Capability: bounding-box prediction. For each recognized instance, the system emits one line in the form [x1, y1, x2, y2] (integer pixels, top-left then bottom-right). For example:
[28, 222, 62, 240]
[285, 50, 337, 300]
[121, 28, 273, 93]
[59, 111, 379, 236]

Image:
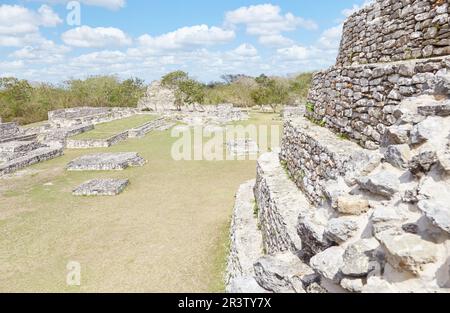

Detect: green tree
[161, 71, 205, 110]
[251, 74, 289, 112]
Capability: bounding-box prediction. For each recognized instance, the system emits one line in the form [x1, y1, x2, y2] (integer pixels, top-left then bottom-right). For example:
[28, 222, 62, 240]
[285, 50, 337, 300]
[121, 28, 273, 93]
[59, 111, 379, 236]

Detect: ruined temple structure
[0, 107, 140, 176]
[227, 0, 450, 293]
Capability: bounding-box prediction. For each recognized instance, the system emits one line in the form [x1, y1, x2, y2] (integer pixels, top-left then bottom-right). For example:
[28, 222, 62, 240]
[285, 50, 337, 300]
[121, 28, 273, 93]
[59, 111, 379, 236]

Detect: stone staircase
[226, 0, 450, 293]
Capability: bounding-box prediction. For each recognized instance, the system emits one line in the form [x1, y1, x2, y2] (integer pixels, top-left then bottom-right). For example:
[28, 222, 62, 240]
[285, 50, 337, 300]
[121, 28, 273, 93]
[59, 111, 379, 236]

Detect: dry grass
[0, 113, 281, 292]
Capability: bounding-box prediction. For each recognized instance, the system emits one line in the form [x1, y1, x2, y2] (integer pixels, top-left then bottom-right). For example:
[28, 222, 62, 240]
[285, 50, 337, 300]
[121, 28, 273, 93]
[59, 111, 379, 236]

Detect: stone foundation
[0, 144, 64, 176]
[66, 131, 129, 149]
[66, 152, 146, 171]
[73, 179, 130, 196]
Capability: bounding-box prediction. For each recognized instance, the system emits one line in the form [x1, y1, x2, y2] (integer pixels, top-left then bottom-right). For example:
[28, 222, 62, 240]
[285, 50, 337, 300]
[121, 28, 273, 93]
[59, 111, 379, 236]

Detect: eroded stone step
[254, 151, 308, 256]
[226, 179, 266, 293]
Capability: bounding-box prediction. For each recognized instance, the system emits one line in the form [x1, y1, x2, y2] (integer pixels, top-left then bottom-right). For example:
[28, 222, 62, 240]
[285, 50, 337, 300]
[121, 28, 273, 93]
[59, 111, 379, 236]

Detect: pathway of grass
[0, 113, 281, 292]
[72, 114, 157, 140]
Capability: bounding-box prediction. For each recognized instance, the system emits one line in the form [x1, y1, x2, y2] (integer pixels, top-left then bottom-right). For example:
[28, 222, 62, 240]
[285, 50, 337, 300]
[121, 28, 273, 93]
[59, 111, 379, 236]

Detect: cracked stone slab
[72, 179, 129, 196]
[356, 171, 400, 199]
[66, 152, 146, 171]
[254, 252, 317, 293]
[378, 232, 439, 275]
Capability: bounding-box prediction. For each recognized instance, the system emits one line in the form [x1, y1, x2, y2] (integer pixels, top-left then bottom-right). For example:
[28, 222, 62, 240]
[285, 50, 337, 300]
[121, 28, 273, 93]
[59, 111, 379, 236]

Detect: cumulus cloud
[137, 25, 235, 51]
[10, 39, 70, 64]
[231, 44, 258, 57]
[317, 25, 343, 49]
[0, 4, 61, 35]
[61, 26, 132, 48]
[225, 4, 317, 47]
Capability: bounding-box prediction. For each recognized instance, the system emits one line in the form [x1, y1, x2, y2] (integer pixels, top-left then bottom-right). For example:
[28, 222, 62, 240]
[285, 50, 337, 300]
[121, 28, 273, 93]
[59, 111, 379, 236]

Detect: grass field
[72, 115, 157, 140]
[0, 112, 281, 292]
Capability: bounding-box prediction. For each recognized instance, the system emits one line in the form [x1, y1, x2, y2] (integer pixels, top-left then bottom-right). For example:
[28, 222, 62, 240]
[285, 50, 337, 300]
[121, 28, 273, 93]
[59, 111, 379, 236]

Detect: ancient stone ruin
[138, 81, 249, 125]
[66, 152, 146, 171]
[0, 120, 63, 176]
[73, 179, 130, 196]
[227, 0, 450, 293]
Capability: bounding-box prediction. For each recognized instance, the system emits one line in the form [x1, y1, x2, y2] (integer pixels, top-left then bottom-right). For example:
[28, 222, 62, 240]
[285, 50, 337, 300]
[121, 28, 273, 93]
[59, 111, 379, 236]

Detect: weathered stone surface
[307, 57, 450, 147]
[48, 107, 137, 128]
[382, 124, 412, 146]
[340, 278, 364, 293]
[384, 144, 411, 169]
[341, 239, 380, 277]
[0, 144, 64, 176]
[281, 117, 378, 205]
[409, 150, 438, 174]
[66, 152, 146, 171]
[254, 252, 317, 293]
[418, 200, 450, 234]
[72, 179, 129, 196]
[336, 0, 450, 66]
[254, 152, 306, 255]
[324, 217, 359, 244]
[357, 171, 400, 198]
[226, 180, 265, 293]
[418, 101, 450, 117]
[137, 81, 177, 112]
[310, 246, 345, 284]
[336, 195, 370, 216]
[297, 214, 334, 260]
[378, 232, 439, 275]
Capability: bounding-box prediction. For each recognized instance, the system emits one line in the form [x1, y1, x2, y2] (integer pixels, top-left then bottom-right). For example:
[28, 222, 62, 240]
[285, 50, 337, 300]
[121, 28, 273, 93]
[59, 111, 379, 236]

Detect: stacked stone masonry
[307, 56, 450, 149]
[336, 0, 450, 67]
[227, 0, 450, 294]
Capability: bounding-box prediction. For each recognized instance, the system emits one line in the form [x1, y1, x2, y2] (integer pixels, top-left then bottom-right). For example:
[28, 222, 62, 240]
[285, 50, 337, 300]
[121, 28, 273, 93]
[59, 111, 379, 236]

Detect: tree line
[0, 71, 312, 125]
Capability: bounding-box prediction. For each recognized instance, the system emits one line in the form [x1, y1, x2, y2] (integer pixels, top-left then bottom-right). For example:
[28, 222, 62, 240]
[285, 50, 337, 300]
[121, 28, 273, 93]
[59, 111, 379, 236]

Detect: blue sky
[0, 0, 372, 83]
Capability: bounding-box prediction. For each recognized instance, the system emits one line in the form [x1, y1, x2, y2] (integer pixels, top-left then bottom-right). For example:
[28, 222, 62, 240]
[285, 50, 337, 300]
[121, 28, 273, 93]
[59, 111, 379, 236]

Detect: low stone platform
[72, 179, 129, 196]
[0, 144, 64, 176]
[226, 139, 259, 156]
[128, 117, 166, 138]
[66, 131, 129, 149]
[66, 152, 146, 171]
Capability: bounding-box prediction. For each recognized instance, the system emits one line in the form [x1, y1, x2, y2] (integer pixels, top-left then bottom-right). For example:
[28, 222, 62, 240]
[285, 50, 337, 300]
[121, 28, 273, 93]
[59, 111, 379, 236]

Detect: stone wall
[0, 122, 20, 139]
[66, 130, 129, 149]
[336, 0, 450, 67]
[280, 118, 381, 205]
[307, 56, 450, 149]
[48, 107, 138, 127]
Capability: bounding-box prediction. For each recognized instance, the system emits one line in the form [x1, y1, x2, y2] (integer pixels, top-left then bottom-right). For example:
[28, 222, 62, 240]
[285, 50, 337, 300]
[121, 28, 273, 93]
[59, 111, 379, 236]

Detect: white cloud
[138, 25, 235, 51]
[0, 4, 62, 36]
[225, 4, 317, 47]
[258, 34, 293, 47]
[61, 26, 132, 48]
[0, 60, 25, 71]
[276, 45, 312, 61]
[232, 44, 258, 57]
[71, 50, 127, 66]
[10, 39, 70, 64]
[318, 25, 343, 49]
